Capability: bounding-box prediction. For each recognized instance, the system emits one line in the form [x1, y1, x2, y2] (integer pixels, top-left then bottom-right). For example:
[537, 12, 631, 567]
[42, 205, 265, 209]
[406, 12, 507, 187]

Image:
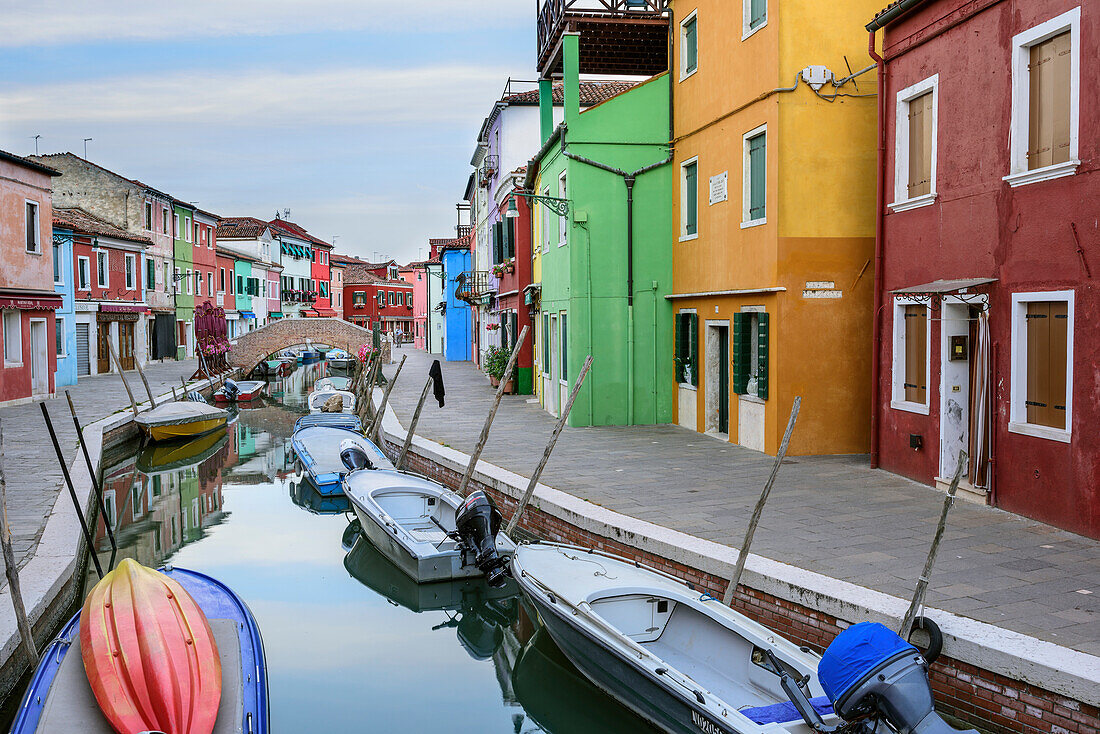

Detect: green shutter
[675, 313, 686, 383]
[684, 18, 698, 73]
[732, 313, 751, 394]
[756, 313, 769, 400]
[689, 313, 699, 386]
[493, 223, 503, 264]
[750, 0, 767, 30]
[685, 162, 698, 235]
[749, 133, 766, 221]
[542, 313, 550, 372]
[506, 217, 516, 260]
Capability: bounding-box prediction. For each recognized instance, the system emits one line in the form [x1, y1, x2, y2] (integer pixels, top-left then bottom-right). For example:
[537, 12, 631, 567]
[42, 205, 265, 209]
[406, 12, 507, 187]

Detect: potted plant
[484, 345, 512, 392]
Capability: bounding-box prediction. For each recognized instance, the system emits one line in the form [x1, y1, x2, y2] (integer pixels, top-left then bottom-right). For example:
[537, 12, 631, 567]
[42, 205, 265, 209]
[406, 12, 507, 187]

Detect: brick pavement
[0, 360, 201, 569]
[383, 346, 1100, 656]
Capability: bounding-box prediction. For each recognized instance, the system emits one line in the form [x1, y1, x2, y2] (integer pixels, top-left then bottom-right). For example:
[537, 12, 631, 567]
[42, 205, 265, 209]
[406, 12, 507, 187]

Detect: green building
[233, 258, 253, 336]
[172, 202, 195, 359]
[530, 35, 673, 427]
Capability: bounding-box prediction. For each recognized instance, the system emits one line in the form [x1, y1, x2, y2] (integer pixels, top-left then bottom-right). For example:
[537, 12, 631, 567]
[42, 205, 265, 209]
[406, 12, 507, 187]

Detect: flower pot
[503, 379, 514, 393]
[490, 375, 500, 388]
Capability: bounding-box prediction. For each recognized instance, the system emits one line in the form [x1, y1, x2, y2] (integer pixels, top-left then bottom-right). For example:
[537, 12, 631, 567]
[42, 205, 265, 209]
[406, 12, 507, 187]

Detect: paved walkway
[0, 361, 200, 569]
[383, 346, 1100, 656]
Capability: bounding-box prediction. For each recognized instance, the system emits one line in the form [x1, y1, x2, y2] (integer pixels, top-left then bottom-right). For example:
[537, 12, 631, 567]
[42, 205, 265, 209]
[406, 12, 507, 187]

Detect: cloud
[0, 64, 510, 127]
[0, 0, 531, 48]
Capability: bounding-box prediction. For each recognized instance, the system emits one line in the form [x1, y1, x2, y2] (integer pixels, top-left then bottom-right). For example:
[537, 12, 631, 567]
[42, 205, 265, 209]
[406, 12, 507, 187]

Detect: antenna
[282, 208, 291, 220]
[82, 138, 92, 158]
[32, 135, 41, 155]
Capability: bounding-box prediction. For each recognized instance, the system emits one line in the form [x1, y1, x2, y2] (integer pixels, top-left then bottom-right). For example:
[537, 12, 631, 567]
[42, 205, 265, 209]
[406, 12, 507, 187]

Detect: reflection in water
[80, 361, 645, 733]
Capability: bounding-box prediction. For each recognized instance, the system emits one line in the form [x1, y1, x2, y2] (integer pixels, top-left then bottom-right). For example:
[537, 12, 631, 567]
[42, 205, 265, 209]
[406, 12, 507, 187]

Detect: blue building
[51, 225, 77, 387]
[441, 243, 471, 362]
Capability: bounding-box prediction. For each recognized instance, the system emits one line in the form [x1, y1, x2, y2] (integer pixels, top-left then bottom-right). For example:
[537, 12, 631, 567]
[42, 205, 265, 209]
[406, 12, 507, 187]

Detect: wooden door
[97, 323, 111, 373]
[119, 321, 135, 370]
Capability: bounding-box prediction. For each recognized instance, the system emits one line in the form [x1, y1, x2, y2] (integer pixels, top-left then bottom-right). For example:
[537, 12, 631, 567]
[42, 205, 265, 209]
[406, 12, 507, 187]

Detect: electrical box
[949, 335, 968, 361]
[573, 210, 588, 223]
[801, 65, 835, 91]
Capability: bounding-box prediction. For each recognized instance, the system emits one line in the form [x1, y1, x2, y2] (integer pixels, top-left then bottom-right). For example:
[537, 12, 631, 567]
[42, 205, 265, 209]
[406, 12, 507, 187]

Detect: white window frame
[162, 207, 170, 234]
[96, 249, 109, 288]
[1004, 7, 1081, 188]
[889, 74, 939, 212]
[680, 155, 699, 242]
[741, 124, 767, 229]
[3, 310, 22, 367]
[185, 269, 192, 295]
[1009, 290, 1074, 442]
[207, 273, 213, 297]
[184, 217, 192, 243]
[55, 317, 67, 358]
[24, 200, 41, 254]
[144, 201, 153, 230]
[557, 171, 568, 247]
[53, 239, 64, 285]
[890, 296, 931, 415]
[743, 0, 767, 40]
[680, 9, 699, 81]
[541, 186, 552, 253]
[78, 256, 90, 290]
[124, 253, 136, 290]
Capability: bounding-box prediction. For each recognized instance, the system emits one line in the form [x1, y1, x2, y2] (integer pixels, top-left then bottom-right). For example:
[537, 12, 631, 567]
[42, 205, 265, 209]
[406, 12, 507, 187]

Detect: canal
[11, 361, 659, 733]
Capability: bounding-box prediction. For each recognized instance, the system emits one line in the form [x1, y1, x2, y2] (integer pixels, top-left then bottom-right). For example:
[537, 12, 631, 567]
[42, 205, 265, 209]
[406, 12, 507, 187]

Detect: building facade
[192, 209, 219, 330]
[271, 219, 314, 319]
[869, 0, 1098, 537]
[51, 219, 77, 388]
[172, 202, 196, 358]
[441, 238, 473, 362]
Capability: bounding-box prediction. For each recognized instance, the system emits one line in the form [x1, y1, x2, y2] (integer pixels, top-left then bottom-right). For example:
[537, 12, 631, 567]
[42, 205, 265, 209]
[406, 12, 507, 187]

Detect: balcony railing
[456, 224, 472, 239]
[537, 0, 669, 76]
[282, 289, 317, 304]
[478, 155, 499, 188]
[456, 271, 493, 304]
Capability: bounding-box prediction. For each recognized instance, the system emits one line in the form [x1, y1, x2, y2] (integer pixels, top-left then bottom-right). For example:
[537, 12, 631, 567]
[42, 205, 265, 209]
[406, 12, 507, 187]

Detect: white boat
[307, 389, 356, 414]
[327, 349, 354, 369]
[314, 376, 351, 392]
[340, 463, 515, 585]
[512, 543, 971, 734]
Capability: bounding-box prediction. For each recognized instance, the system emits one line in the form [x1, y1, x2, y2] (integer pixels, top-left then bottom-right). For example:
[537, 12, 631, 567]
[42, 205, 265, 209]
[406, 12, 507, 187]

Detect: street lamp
[507, 190, 570, 218]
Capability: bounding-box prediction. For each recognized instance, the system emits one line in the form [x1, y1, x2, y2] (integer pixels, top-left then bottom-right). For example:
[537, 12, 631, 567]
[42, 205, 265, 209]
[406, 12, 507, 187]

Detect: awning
[0, 294, 62, 311]
[892, 278, 996, 296]
[311, 307, 337, 317]
[239, 310, 256, 319]
[270, 311, 284, 318]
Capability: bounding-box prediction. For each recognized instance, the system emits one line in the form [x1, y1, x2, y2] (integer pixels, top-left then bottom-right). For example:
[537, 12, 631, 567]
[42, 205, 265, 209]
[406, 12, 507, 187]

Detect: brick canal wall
[374, 414, 1099, 734]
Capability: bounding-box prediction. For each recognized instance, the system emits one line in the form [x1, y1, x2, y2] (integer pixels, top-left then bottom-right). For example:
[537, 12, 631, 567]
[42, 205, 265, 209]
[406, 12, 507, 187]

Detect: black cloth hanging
[429, 359, 446, 407]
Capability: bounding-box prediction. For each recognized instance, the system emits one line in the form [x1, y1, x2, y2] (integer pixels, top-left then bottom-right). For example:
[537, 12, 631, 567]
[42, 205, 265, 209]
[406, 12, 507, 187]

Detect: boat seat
[739, 696, 834, 725]
[34, 618, 244, 733]
[645, 640, 779, 710]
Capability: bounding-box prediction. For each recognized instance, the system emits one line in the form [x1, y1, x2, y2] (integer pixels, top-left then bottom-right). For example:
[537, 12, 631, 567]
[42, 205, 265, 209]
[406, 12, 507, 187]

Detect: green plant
[484, 345, 510, 380]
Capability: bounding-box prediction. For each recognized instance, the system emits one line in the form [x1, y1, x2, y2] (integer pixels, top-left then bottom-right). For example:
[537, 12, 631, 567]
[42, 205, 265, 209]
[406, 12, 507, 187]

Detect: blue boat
[290, 425, 392, 496]
[9, 566, 268, 734]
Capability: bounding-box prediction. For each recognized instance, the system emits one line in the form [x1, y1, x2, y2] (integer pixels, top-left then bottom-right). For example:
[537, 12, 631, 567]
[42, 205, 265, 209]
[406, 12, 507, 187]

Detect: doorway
[119, 321, 135, 370]
[705, 322, 730, 435]
[938, 300, 986, 493]
[548, 314, 559, 416]
[97, 322, 112, 373]
[29, 319, 48, 395]
[75, 323, 90, 377]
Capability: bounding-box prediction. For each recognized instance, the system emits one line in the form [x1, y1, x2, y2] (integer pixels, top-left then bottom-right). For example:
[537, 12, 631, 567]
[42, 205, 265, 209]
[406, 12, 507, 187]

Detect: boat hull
[143, 416, 226, 442]
[520, 576, 743, 734]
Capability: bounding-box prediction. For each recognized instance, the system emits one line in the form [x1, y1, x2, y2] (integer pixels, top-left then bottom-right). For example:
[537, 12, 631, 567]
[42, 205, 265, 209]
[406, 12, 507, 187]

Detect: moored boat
[135, 401, 228, 442]
[213, 379, 266, 403]
[290, 425, 392, 496]
[326, 348, 354, 369]
[307, 388, 356, 414]
[314, 376, 352, 392]
[10, 559, 268, 734]
[293, 412, 362, 432]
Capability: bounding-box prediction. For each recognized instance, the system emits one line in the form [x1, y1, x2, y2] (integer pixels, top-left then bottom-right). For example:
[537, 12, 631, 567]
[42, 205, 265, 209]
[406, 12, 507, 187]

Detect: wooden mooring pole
[722, 396, 801, 605]
[900, 450, 967, 640]
[106, 338, 139, 417]
[369, 355, 406, 442]
[131, 357, 158, 409]
[0, 420, 38, 665]
[64, 391, 116, 551]
[457, 326, 528, 496]
[505, 355, 592, 537]
[396, 376, 433, 471]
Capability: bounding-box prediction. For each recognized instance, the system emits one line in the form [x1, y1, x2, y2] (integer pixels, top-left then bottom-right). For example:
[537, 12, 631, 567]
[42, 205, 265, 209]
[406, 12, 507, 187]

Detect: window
[96, 250, 109, 288]
[185, 217, 192, 242]
[173, 267, 181, 293]
[194, 271, 201, 295]
[681, 12, 698, 79]
[125, 254, 136, 290]
[542, 313, 551, 374]
[53, 239, 63, 284]
[353, 291, 366, 306]
[681, 158, 698, 239]
[146, 257, 155, 289]
[743, 126, 766, 227]
[744, 0, 766, 38]
[558, 172, 568, 246]
[560, 312, 568, 383]
[675, 311, 698, 386]
[229, 272, 234, 295]
[237, 275, 243, 295]
[199, 226, 206, 245]
[25, 200, 40, 253]
[378, 291, 385, 307]
[890, 300, 929, 413]
[219, 268, 225, 292]
[1010, 291, 1073, 441]
[78, 257, 90, 290]
[207, 273, 213, 297]
[890, 76, 938, 211]
[733, 310, 769, 400]
[541, 186, 552, 253]
[186, 270, 192, 295]
[162, 207, 169, 234]
[55, 318, 65, 357]
[3, 311, 21, 365]
[173, 213, 180, 238]
[144, 202, 153, 230]
[1005, 8, 1080, 187]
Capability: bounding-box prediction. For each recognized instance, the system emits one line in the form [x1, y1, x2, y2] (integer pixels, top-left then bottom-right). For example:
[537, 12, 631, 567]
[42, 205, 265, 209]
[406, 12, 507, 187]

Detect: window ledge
[1008, 421, 1070, 444]
[679, 233, 699, 242]
[888, 193, 937, 213]
[4, 362, 23, 369]
[890, 399, 930, 415]
[26, 250, 42, 257]
[1003, 160, 1079, 188]
[678, 382, 697, 391]
[740, 218, 766, 230]
[679, 68, 698, 83]
[742, 20, 767, 41]
[739, 393, 765, 405]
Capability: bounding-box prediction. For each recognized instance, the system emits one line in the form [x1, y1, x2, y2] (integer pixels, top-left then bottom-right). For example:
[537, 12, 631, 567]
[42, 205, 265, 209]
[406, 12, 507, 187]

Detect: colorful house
[233, 256, 254, 337]
[668, 0, 879, 455]
[215, 217, 282, 325]
[270, 218, 314, 319]
[0, 151, 61, 404]
[440, 236, 473, 362]
[172, 201, 196, 358]
[329, 259, 343, 317]
[400, 260, 431, 350]
[528, 37, 672, 426]
[307, 239, 335, 318]
[192, 209, 220, 331]
[51, 218, 77, 387]
[216, 249, 237, 324]
[868, 0, 1099, 537]
[341, 260, 413, 336]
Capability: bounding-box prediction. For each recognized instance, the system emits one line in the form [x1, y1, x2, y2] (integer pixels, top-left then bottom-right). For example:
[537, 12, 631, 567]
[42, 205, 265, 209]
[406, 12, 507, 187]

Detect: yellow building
[669, 0, 879, 455]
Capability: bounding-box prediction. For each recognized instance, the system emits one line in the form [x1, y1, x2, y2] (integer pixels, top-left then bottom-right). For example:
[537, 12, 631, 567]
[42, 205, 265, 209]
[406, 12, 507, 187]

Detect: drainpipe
[868, 29, 887, 469]
[626, 175, 636, 424]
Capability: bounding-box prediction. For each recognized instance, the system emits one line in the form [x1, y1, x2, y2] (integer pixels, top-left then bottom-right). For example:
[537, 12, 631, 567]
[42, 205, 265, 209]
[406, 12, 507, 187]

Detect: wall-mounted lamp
[508, 190, 570, 218]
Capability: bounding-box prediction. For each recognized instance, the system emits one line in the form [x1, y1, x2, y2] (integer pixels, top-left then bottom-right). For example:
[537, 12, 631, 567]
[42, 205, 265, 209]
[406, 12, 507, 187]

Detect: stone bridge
[227, 318, 387, 374]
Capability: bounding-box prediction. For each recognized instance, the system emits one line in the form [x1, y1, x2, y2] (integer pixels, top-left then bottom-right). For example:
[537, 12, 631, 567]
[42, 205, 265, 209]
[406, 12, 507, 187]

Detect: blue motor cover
[819, 622, 917, 705]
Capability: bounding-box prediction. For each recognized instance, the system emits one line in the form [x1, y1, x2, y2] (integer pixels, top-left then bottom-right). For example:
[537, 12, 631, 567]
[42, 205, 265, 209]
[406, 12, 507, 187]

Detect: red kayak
[81, 559, 222, 734]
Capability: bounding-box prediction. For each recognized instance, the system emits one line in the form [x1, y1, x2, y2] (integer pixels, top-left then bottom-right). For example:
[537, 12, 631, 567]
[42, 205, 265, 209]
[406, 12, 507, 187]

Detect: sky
[0, 1, 534, 264]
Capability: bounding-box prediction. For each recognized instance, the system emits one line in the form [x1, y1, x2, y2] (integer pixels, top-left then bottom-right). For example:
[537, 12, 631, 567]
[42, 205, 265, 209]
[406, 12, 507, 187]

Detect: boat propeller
[455, 491, 509, 588]
[339, 439, 375, 472]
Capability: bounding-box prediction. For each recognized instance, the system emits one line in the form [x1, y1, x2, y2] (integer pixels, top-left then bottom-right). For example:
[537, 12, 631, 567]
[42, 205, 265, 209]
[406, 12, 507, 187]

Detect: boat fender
[907, 616, 943, 664]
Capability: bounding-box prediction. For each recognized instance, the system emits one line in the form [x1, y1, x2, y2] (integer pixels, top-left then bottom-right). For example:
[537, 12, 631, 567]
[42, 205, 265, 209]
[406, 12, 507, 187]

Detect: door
[119, 321, 135, 370]
[718, 327, 729, 433]
[939, 302, 971, 482]
[97, 322, 111, 373]
[549, 314, 559, 416]
[76, 323, 90, 377]
[29, 320, 47, 395]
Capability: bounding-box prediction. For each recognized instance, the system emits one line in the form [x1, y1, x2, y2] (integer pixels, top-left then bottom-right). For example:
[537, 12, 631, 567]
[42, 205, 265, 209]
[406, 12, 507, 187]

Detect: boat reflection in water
[289, 475, 352, 515]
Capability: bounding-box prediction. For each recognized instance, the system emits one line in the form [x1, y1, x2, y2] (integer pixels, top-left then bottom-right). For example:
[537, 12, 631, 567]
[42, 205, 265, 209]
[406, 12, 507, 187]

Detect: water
[19, 361, 659, 734]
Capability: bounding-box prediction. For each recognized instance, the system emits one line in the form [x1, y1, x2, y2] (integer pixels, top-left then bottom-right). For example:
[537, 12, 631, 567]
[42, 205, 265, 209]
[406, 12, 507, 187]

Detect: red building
[496, 190, 535, 394]
[216, 249, 237, 315]
[341, 260, 413, 337]
[192, 209, 219, 311]
[868, 0, 1099, 537]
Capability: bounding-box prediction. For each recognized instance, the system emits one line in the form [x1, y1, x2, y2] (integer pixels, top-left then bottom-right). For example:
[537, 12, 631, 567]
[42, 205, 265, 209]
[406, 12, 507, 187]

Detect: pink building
[400, 261, 429, 350]
[0, 151, 61, 404]
[266, 266, 282, 320]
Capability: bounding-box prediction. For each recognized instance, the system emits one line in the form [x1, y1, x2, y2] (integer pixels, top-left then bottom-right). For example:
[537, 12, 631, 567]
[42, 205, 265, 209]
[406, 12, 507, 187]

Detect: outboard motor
[339, 438, 374, 472]
[454, 491, 508, 588]
[819, 622, 977, 734]
[222, 379, 240, 400]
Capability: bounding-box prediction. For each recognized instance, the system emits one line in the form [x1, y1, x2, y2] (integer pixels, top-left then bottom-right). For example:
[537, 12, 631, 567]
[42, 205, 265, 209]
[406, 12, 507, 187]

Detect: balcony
[455, 271, 493, 305]
[282, 289, 317, 304]
[537, 0, 669, 77]
[478, 155, 499, 188]
[456, 224, 473, 239]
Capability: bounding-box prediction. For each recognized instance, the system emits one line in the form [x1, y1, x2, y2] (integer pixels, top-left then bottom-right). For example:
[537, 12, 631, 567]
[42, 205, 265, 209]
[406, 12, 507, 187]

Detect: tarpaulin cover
[818, 622, 916, 704]
[741, 697, 833, 725]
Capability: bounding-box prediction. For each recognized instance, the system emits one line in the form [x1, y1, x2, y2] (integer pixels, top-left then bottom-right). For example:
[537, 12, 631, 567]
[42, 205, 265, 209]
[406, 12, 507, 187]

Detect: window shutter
[750, 0, 767, 29]
[749, 134, 767, 220]
[688, 313, 699, 387]
[1028, 32, 1071, 171]
[732, 313, 751, 394]
[493, 223, 503, 264]
[907, 92, 932, 197]
[543, 313, 551, 372]
[1026, 301, 1068, 429]
[506, 217, 516, 260]
[756, 312, 769, 399]
[904, 305, 927, 404]
[675, 314, 686, 383]
[684, 19, 698, 73]
[685, 163, 698, 235]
